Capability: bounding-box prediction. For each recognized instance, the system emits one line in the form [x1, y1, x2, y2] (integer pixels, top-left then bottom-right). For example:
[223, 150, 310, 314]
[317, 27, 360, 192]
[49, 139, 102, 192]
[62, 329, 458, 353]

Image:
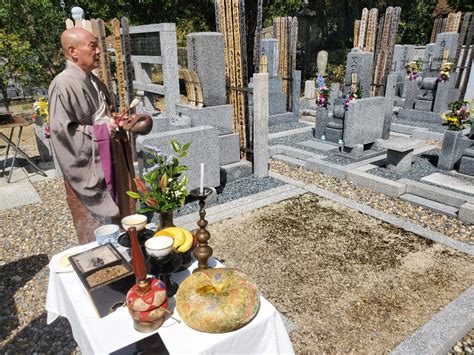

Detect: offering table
[46, 243, 294, 354]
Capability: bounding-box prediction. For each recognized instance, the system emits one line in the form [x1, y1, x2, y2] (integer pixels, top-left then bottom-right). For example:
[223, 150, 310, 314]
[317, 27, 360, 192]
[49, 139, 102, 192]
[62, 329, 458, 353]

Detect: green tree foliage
[447, 0, 474, 13]
[0, 0, 65, 89]
[395, 0, 437, 45]
[0, 31, 40, 109]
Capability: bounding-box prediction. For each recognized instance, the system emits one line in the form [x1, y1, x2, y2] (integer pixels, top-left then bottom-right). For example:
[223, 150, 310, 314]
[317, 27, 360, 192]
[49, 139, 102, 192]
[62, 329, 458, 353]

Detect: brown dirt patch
[207, 193, 474, 353]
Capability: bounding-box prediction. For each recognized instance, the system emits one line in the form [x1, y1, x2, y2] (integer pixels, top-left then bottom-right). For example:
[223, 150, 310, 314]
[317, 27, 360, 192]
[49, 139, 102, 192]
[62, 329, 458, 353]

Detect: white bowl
[145, 236, 174, 258]
[94, 224, 120, 246]
[121, 214, 148, 232]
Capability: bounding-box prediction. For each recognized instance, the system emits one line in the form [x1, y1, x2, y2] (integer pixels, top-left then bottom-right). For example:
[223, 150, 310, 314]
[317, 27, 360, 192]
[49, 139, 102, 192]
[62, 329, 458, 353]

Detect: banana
[154, 227, 185, 248]
[177, 227, 194, 253]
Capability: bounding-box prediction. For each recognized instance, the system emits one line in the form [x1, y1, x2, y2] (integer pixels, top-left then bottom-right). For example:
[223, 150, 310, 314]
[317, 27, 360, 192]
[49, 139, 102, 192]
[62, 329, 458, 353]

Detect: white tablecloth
[46, 244, 295, 355]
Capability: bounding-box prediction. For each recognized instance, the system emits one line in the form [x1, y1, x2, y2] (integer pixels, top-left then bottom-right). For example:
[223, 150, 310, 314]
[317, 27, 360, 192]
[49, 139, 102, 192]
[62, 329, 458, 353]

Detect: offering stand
[46, 246, 294, 354]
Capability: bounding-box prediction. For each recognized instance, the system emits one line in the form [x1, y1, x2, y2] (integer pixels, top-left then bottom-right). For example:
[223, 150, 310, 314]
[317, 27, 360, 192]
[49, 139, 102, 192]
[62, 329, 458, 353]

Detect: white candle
[200, 163, 204, 194]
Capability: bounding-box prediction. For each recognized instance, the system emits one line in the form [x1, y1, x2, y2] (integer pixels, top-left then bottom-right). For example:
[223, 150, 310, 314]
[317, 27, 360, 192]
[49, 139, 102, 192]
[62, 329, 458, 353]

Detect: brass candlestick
[190, 187, 213, 273]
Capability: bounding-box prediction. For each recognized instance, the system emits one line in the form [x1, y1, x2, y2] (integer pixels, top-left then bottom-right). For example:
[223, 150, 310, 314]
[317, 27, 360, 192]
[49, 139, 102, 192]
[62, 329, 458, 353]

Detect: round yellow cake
[176, 268, 260, 333]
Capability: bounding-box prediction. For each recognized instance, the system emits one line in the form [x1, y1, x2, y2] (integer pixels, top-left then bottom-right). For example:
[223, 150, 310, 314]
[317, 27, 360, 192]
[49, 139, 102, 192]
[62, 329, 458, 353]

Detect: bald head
[61, 28, 100, 73]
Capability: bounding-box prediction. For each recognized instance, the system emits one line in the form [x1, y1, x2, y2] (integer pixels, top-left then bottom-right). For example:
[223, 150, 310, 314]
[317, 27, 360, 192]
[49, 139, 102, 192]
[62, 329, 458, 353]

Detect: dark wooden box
[69, 244, 135, 318]
[0, 112, 13, 124]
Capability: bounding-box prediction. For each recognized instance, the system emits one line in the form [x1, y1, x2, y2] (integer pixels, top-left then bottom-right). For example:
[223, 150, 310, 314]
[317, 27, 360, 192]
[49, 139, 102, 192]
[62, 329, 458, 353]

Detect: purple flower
[143, 145, 163, 156]
[316, 74, 325, 89]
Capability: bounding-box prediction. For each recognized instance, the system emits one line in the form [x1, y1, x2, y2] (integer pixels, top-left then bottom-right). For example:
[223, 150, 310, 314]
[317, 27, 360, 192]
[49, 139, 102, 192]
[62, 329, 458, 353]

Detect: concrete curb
[346, 170, 406, 197]
[391, 285, 474, 355]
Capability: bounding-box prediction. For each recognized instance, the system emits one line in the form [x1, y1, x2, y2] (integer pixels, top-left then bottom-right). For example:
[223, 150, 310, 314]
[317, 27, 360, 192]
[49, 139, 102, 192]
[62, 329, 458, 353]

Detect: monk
[49, 28, 136, 244]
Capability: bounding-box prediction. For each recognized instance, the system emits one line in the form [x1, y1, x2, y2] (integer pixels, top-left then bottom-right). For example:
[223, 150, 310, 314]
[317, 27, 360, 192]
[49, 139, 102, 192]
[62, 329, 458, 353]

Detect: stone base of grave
[414, 99, 433, 112]
[136, 126, 221, 190]
[339, 144, 385, 160]
[325, 125, 343, 144]
[176, 104, 233, 135]
[397, 108, 442, 123]
[459, 155, 474, 176]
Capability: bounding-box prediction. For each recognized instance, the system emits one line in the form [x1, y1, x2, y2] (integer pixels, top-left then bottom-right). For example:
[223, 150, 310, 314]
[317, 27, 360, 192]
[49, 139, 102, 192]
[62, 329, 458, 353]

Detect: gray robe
[48, 60, 120, 221]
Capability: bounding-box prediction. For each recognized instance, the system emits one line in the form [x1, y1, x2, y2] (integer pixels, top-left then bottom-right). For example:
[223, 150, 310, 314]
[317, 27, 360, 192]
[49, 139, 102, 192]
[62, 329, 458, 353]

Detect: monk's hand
[107, 118, 118, 137]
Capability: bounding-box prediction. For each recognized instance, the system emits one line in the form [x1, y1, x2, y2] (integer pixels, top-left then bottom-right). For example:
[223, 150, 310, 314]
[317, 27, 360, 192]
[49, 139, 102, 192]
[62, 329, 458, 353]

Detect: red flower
[146, 197, 157, 209]
[133, 177, 148, 195]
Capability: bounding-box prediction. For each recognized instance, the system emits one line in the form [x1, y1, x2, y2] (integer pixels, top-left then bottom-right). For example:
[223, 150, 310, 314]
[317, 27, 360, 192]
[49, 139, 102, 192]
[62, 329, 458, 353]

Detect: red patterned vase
[126, 277, 168, 332]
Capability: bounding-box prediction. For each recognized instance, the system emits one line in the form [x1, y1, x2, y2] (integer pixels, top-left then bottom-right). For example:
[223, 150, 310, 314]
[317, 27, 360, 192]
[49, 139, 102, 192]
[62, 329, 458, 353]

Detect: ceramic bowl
[94, 224, 120, 246]
[121, 214, 148, 232]
[145, 236, 174, 258]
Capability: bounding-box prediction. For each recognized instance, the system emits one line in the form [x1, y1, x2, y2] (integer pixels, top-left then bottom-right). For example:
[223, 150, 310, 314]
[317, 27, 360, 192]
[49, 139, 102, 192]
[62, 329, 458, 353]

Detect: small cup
[94, 224, 120, 246]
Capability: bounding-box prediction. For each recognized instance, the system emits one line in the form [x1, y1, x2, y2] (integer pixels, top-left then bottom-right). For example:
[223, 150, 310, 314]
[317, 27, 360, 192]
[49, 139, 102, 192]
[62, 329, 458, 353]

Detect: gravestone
[304, 80, 315, 99]
[403, 80, 419, 109]
[422, 43, 436, 75]
[187, 33, 226, 106]
[253, 73, 269, 178]
[433, 72, 460, 113]
[292, 70, 301, 117]
[343, 97, 385, 149]
[383, 73, 397, 139]
[317, 50, 328, 75]
[130, 23, 180, 120]
[391, 45, 404, 73]
[261, 39, 279, 78]
[314, 107, 329, 140]
[329, 83, 340, 108]
[432, 32, 459, 71]
[344, 49, 374, 97]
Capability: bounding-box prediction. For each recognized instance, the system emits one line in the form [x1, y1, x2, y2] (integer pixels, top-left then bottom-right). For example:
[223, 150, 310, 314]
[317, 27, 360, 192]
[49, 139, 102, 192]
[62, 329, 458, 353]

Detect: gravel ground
[173, 176, 285, 218]
[1, 121, 472, 353]
[207, 193, 474, 353]
[0, 175, 283, 353]
[369, 149, 474, 197]
[270, 159, 474, 245]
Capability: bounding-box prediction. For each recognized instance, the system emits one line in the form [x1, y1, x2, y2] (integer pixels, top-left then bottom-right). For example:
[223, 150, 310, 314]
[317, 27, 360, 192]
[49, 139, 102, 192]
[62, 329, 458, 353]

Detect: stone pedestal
[33, 122, 52, 162]
[253, 73, 269, 178]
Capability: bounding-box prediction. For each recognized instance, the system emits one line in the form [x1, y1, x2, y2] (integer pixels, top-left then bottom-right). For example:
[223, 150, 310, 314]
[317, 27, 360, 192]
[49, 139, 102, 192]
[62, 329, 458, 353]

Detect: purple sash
[93, 124, 116, 201]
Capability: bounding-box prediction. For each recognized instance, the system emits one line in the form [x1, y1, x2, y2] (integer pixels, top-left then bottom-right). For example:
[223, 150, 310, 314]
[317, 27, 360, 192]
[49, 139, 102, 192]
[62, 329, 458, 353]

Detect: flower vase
[438, 130, 464, 171]
[32, 116, 53, 163]
[159, 211, 175, 230]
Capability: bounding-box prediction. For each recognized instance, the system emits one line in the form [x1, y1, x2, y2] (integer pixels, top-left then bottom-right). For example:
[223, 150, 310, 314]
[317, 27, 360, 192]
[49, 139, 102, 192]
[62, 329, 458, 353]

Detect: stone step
[220, 160, 252, 184]
[398, 178, 471, 208]
[399, 193, 459, 217]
